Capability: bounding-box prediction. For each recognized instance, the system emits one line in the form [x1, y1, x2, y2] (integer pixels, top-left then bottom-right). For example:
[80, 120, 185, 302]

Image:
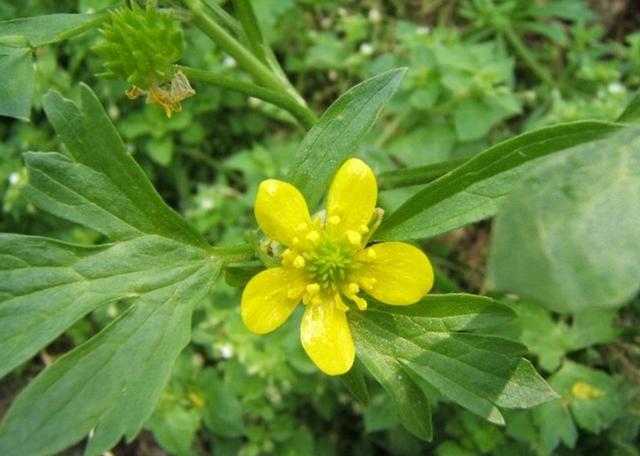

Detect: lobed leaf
[288, 68, 406, 210]
[375, 121, 621, 241]
[0, 234, 212, 379]
[351, 294, 556, 439]
[37, 85, 208, 248]
[0, 261, 217, 456]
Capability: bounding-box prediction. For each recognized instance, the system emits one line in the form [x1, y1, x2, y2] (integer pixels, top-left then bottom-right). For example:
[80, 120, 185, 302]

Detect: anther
[359, 224, 369, 233]
[293, 256, 305, 269]
[306, 283, 321, 294]
[347, 282, 359, 294]
[328, 215, 341, 225]
[292, 236, 301, 246]
[306, 230, 321, 243]
[354, 297, 368, 311]
[346, 230, 362, 246]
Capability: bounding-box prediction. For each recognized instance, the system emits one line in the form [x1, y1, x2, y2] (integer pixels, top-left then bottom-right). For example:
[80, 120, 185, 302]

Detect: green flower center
[305, 239, 353, 291]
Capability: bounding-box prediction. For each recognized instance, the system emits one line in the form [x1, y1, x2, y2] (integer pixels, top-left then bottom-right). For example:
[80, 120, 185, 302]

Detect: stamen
[328, 215, 341, 225]
[354, 296, 368, 311]
[347, 282, 359, 294]
[306, 230, 321, 243]
[293, 255, 305, 269]
[306, 283, 321, 294]
[334, 294, 349, 312]
[292, 236, 301, 246]
[346, 230, 362, 246]
[359, 224, 369, 233]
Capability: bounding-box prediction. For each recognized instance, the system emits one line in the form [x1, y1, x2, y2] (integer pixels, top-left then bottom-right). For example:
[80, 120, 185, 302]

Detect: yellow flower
[241, 158, 434, 375]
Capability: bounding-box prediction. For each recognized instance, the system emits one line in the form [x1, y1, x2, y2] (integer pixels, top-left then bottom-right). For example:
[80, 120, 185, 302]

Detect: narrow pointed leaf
[351, 295, 556, 433]
[376, 121, 621, 241]
[288, 68, 406, 209]
[38, 85, 207, 248]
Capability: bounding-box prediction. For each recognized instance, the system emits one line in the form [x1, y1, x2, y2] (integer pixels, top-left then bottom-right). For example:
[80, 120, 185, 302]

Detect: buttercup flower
[241, 158, 434, 375]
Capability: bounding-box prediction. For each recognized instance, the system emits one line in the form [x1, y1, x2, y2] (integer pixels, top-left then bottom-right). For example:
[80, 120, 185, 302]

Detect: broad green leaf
[532, 399, 578, 452]
[0, 85, 219, 456]
[375, 121, 621, 241]
[288, 68, 406, 209]
[618, 88, 640, 123]
[0, 234, 212, 379]
[0, 38, 34, 120]
[350, 294, 556, 435]
[36, 85, 207, 248]
[0, 13, 103, 47]
[487, 130, 640, 312]
[0, 261, 217, 456]
[340, 359, 369, 406]
[547, 361, 623, 434]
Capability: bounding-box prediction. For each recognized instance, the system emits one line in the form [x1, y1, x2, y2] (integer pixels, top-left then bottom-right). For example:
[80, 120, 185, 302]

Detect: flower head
[241, 159, 434, 375]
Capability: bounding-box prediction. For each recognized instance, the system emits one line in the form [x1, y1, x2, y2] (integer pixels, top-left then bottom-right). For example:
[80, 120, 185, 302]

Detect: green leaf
[547, 361, 624, 434]
[36, 85, 207, 248]
[340, 358, 370, 406]
[375, 121, 621, 241]
[0, 13, 103, 47]
[487, 130, 640, 312]
[146, 396, 201, 456]
[350, 294, 556, 437]
[0, 234, 212, 379]
[0, 85, 218, 456]
[491, 301, 620, 372]
[0, 38, 34, 120]
[0, 262, 216, 456]
[288, 68, 406, 209]
[200, 369, 245, 438]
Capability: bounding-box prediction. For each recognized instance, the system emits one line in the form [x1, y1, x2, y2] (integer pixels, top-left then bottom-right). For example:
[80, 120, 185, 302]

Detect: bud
[94, 4, 194, 117]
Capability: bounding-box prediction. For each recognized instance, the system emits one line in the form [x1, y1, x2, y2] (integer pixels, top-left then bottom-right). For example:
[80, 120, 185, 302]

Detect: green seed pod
[94, 3, 184, 90]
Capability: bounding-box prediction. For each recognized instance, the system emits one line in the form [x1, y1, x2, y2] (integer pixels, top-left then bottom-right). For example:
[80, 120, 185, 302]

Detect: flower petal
[255, 179, 313, 247]
[300, 299, 355, 376]
[241, 267, 307, 334]
[326, 158, 377, 239]
[353, 242, 434, 305]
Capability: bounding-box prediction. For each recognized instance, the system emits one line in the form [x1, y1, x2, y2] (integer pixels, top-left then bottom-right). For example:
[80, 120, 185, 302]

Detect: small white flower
[200, 198, 215, 210]
[359, 43, 374, 56]
[219, 343, 234, 359]
[8, 172, 20, 185]
[608, 82, 624, 95]
[223, 56, 237, 68]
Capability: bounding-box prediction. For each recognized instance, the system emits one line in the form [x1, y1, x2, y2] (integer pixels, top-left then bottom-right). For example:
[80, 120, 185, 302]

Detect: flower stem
[177, 65, 317, 129]
[180, 0, 315, 127]
[232, 0, 268, 64]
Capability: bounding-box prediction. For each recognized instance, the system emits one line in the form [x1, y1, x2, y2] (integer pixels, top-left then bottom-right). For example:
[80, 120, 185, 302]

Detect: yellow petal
[326, 158, 377, 239]
[254, 179, 313, 247]
[241, 267, 307, 334]
[353, 242, 434, 305]
[300, 298, 355, 376]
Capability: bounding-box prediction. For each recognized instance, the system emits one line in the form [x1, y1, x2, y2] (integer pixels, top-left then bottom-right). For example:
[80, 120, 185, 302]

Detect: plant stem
[232, 0, 268, 64]
[502, 25, 555, 87]
[210, 243, 255, 264]
[377, 158, 466, 190]
[177, 65, 317, 129]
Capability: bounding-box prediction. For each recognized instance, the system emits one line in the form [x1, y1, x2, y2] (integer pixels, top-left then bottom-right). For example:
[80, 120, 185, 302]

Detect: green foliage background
[0, 0, 639, 455]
